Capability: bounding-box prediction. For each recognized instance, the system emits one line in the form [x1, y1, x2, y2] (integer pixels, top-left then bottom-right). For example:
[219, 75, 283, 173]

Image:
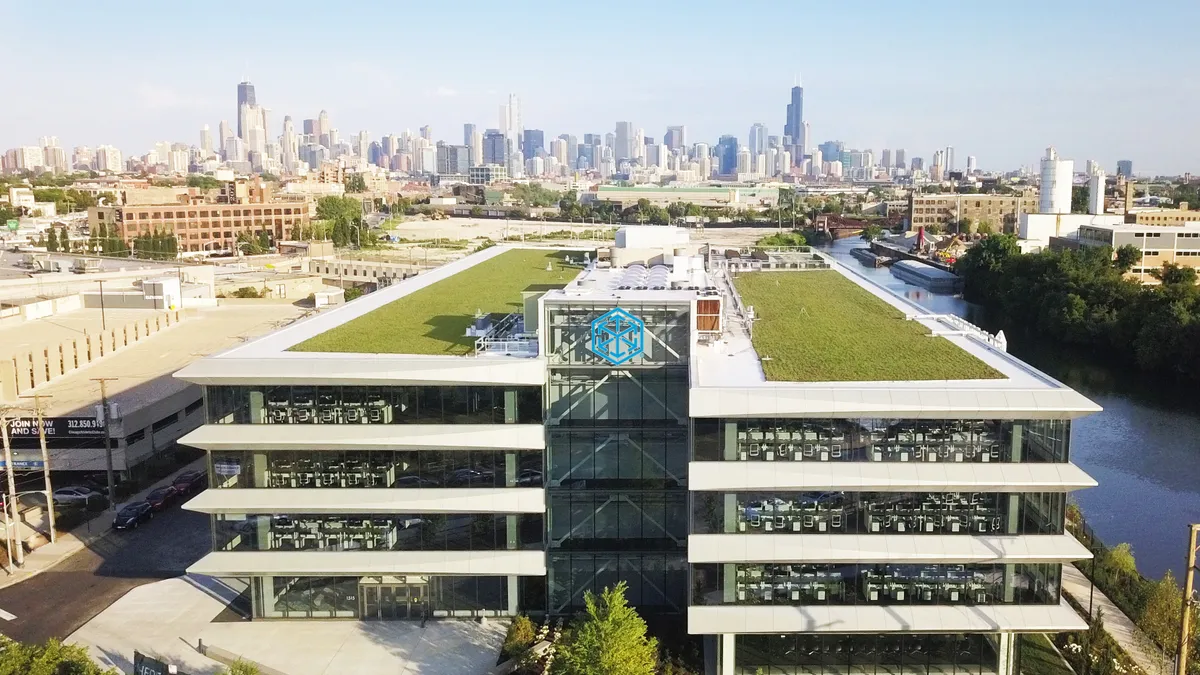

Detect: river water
[820, 237, 1200, 580]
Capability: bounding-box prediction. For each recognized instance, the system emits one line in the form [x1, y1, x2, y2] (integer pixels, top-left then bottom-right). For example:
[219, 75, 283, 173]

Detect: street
[0, 495, 211, 644]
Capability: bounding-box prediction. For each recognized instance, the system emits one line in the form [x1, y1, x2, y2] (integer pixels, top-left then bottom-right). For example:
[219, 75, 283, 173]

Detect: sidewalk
[1062, 564, 1172, 675]
[0, 457, 206, 590]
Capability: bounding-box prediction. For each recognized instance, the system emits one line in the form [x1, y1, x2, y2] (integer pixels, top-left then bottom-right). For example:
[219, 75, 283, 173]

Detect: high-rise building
[550, 138, 568, 167]
[470, 129, 483, 168]
[436, 144, 470, 175]
[200, 125, 214, 158]
[522, 130, 545, 161]
[911, 157, 924, 172]
[237, 81, 256, 139]
[966, 155, 978, 174]
[881, 149, 892, 171]
[895, 149, 907, 169]
[944, 146, 955, 173]
[94, 145, 122, 173]
[818, 141, 844, 165]
[1085, 159, 1097, 177]
[218, 121, 233, 160]
[558, 134, 578, 168]
[500, 95, 523, 177]
[482, 129, 506, 166]
[281, 117, 298, 175]
[463, 124, 476, 148]
[72, 146, 94, 171]
[317, 111, 331, 148]
[1116, 160, 1133, 178]
[783, 83, 804, 149]
[716, 136, 738, 176]
[615, 122, 634, 162]
[420, 126, 433, 142]
[1039, 147, 1074, 214]
[748, 123, 768, 156]
[665, 126, 687, 150]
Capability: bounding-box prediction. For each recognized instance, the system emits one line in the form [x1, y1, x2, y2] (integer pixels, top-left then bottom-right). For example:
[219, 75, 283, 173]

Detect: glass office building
[177, 234, 1098, 675]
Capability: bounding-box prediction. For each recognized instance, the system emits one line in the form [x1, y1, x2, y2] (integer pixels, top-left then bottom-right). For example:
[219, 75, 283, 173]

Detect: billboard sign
[5, 417, 105, 439]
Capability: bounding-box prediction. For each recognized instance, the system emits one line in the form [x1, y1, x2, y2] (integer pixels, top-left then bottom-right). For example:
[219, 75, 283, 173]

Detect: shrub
[503, 615, 537, 659]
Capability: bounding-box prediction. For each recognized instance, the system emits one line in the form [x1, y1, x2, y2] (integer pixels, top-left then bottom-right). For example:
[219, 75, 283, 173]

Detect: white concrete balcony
[687, 533, 1092, 564]
[689, 461, 1096, 492]
[184, 487, 546, 515]
[188, 549, 546, 577]
[179, 423, 546, 451]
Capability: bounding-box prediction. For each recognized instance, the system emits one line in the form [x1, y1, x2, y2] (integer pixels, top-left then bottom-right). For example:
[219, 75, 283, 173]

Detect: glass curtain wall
[545, 301, 691, 615]
[734, 633, 1002, 675]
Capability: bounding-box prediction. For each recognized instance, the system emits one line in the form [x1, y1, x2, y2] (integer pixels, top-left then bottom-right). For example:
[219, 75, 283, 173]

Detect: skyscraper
[281, 116, 298, 175]
[783, 83, 804, 154]
[522, 130, 545, 161]
[716, 135, 738, 176]
[1116, 160, 1133, 178]
[881, 149, 892, 171]
[665, 126, 687, 151]
[748, 123, 768, 156]
[615, 122, 634, 162]
[200, 125, 213, 158]
[966, 155, 977, 174]
[482, 129, 506, 166]
[500, 94, 522, 177]
[463, 124, 476, 147]
[218, 120, 233, 160]
[944, 146, 955, 173]
[420, 125, 433, 142]
[237, 81, 256, 138]
[895, 149, 906, 169]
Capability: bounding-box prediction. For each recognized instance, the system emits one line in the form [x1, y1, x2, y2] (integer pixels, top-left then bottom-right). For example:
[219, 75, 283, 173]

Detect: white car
[52, 487, 101, 506]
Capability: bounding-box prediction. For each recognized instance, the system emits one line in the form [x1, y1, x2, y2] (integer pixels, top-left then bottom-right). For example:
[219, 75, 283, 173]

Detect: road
[0, 494, 211, 644]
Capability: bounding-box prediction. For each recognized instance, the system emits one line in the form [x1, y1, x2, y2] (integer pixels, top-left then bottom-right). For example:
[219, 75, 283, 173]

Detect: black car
[144, 486, 179, 511]
[172, 470, 208, 495]
[113, 502, 153, 530]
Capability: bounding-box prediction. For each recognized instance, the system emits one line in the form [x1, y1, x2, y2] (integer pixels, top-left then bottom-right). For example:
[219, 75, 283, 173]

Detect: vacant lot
[733, 270, 1003, 382]
[290, 249, 576, 355]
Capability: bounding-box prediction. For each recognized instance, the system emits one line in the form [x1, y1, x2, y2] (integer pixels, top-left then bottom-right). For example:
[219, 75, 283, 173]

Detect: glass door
[359, 584, 380, 619]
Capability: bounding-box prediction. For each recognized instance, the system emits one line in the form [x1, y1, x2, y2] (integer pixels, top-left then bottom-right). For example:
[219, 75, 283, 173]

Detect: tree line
[955, 233, 1200, 382]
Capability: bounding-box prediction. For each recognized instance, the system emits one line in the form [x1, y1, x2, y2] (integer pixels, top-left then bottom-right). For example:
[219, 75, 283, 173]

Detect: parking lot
[0, 471, 213, 644]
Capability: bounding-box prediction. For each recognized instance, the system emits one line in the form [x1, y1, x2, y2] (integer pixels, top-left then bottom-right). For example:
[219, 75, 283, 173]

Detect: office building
[1068, 222, 1200, 283]
[482, 130, 507, 167]
[896, 149, 907, 169]
[200, 125, 214, 158]
[944, 146, 955, 173]
[522, 130, 545, 161]
[967, 156, 978, 175]
[436, 144, 471, 175]
[175, 230, 1096, 675]
[911, 157, 924, 172]
[716, 136, 739, 176]
[549, 138, 568, 167]
[615, 122, 635, 162]
[665, 126, 687, 151]
[1039, 147, 1073, 214]
[881, 150, 892, 172]
[95, 145, 123, 173]
[783, 84, 804, 155]
[817, 141, 843, 167]
[237, 81, 257, 139]
[463, 124, 476, 148]
[911, 193, 1039, 231]
[1116, 160, 1133, 178]
[72, 146, 95, 171]
[419, 126, 432, 142]
[468, 164, 508, 185]
[748, 124, 768, 156]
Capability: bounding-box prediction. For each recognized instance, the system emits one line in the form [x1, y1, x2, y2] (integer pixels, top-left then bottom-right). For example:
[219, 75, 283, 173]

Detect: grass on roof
[733, 270, 1004, 382]
[289, 249, 575, 355]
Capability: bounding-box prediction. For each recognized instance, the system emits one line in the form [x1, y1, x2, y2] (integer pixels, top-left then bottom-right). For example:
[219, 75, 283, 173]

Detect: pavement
[1062, 563, 1173, 675]
[0, 457, 210, 643]
[68, 574, 509, 675]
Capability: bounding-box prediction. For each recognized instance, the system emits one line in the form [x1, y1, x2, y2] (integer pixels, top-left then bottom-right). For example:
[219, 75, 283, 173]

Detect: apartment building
[1126, 205, 1198, 226]
[910, 193, 1039, 231]
[1074, 222, 1200, 283]
[174, 228, 1097, 675]
[88, 180, 310, 253]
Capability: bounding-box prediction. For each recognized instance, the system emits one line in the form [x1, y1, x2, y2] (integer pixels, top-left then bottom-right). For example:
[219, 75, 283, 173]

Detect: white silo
[1088, 169, 1106, 215]
[1039, 147, 1074, 214]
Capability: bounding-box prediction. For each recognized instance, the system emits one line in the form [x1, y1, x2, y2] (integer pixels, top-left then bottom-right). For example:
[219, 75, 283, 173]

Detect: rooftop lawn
[289, 249, 575, 355]
[733, 270, 1004, 382]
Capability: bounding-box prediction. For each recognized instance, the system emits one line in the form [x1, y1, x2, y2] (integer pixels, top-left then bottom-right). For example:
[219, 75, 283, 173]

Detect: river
[820, 236, 1200, 580]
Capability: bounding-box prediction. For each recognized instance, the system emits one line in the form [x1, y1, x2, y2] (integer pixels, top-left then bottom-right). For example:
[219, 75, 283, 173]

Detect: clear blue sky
[3, 0, 1197, 175]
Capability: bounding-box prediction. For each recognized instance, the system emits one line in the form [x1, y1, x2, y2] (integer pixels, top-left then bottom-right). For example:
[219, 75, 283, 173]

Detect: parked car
[446, 468, 494, 486]
[394, 475, 439, 488]
[112, 502, 153, 530]
[144, 486, 179, 511]
[171, 470, 208, 495]
[52, 487, 103, 506]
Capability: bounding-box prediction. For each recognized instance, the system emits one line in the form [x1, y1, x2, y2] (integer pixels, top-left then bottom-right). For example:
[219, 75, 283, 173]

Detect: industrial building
[909, 193, 1039, 232]
[175, 227, 1098, 675]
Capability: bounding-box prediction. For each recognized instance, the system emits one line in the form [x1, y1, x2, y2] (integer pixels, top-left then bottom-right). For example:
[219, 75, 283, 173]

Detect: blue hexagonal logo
[589, 307, 645, 365]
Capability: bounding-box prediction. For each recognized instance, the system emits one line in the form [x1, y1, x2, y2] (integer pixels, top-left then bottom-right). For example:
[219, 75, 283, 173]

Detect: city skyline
[2, 1, 1197, 174]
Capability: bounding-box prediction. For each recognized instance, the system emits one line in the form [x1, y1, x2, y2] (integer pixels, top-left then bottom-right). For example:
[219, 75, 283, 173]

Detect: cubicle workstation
[692, 562, 1062, 607]
[214, 513, 545, 553]
[693, 419, 1071, 464]
[209, 449, 545, 490]
[692, 491, 1066, 536]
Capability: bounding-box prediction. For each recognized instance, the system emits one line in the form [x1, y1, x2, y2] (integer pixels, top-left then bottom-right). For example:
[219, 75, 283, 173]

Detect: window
[185, 399, 203, 416]
[125, 429, 146, 444]
[152, 413, 179, 432]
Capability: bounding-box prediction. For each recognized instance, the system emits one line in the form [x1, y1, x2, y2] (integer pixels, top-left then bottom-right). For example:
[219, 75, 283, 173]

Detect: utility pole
[1178, 523, 1199, 675]
[18, 394, 55, 542]
[0, 419, 22, 567]
[92, 378, 118, 510]
[97, 279, 107, 331]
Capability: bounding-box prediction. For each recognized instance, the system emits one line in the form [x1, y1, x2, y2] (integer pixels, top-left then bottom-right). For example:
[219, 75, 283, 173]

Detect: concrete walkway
[1061, 564, 1173, 675]
[0, 458, 206, 590]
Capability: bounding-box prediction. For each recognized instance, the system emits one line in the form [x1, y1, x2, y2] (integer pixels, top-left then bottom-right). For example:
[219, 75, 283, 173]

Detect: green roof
[289, 249, 575, 355]
[732, 270, 1004, 382]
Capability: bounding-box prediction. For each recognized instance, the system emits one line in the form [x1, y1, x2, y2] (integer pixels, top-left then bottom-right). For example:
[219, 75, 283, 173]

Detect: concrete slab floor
[68, 574, 509, 675]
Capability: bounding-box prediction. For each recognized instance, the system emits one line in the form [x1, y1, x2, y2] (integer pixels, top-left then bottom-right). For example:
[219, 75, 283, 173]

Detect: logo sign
[589, 307, 645, 365]
[5, 417, 105, 439]
[133, 651, 187, 675]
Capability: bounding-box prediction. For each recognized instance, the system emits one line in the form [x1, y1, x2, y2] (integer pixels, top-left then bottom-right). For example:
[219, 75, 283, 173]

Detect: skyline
[2, 1, 1199, 174]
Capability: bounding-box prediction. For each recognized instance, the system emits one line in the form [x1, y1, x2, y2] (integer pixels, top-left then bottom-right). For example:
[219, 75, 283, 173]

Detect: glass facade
[214, 513, 543, 552]
[693, 562, 1061, 606]
[545, 301, 690, 615]
[209, 449, 543, 489]
[253, 575, 519, 619]
[206, 385, 542, 425]
[734, 633, 1001, 675]
[692, 492, 1066, 536]
[694, 419, 1070, 464]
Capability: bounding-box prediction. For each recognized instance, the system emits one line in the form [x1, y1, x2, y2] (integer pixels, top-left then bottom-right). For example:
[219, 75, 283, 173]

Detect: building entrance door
[358, 580, 428, 620]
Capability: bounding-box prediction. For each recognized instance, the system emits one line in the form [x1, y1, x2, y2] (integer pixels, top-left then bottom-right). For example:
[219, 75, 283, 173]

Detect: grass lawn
[1019, 634, 1076, 675]
[733, 270, 1004, 382]
[289, 249, 576, 355]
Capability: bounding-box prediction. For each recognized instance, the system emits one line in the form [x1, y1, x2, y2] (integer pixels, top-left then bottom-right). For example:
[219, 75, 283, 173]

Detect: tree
[1138, 570, 1197, 653]
[231, 286, 263, 298]
[1114, 245, 1142, 273]
[45, 227, 58, 252]
[0, 636, 119, 674]
[502, 615, 537, 660]
[1152, 262, 1198, 286]
[344, 173, 367, 193]
[1106, 542, 1138, 576]
[343, 287, 364, 301]
[186, 174, 222, 190]
[954, 232, 1020, 305]
[861, 224, 884, 242]
[1072, 186, 1089, 214]
[553, 582, 658, 675]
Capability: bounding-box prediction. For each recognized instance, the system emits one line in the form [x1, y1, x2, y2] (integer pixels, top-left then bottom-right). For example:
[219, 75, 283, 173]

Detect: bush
[502, 615, 537, 660]
[230, 286, 263, 298]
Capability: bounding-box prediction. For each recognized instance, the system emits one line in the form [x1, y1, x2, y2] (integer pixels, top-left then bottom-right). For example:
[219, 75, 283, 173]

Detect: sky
[2, 0, 1198, 175]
